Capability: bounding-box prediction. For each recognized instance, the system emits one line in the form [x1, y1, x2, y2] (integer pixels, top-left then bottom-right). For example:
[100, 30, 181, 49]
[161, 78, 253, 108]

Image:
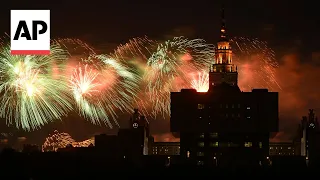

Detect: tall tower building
[170, 5, 279, 167]
[129, 109, 149, 155]
[209, 7, 238, 90]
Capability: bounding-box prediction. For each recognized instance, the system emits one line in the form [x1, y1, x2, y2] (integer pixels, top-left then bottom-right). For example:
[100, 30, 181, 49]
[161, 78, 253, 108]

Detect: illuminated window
[211, 142, 219, 147]
[247, 107, 251, 110]
[198, 104, 205, 109]
[200, 133, 204, 138]
[247, 116, 251, 119]
[197, 152, 204, 156]
[210, 133, 218, 138]
[198, 142, 204, 147]
[187, 151, 190, 158]
[244, 142, 252, 147]
[270, 147, 273, 149]
[288, 147, 291, 149]
[259, 142, 262, 148]
[197, 161, 204, 166]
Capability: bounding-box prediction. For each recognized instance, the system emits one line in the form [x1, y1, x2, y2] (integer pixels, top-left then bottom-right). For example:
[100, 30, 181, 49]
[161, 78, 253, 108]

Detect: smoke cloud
[153, 133, 180, 142]
[273, 53, 320, 141]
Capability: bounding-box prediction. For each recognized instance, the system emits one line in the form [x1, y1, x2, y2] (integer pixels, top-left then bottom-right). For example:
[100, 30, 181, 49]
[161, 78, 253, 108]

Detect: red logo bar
[10, 50, 50, 55]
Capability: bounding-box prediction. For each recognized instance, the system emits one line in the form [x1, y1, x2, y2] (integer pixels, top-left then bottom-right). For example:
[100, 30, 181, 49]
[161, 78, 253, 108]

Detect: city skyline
[0, 0, 319, 145]
[1, 1, 320, 177]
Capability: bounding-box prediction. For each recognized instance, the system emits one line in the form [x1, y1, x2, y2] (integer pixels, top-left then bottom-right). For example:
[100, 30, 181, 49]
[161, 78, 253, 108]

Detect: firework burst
[42, 130, 94, 152]
[0, 44, 72, 131]
[112, 36, 154, 62]
[53, 38, 96, 56]
[230, 37, 281, 91]
[108, 37, 155, 117]
[145, 37, 214, 116]
[190, 37, 281, 93]
[191, 70, 209, 92]
[68, 54, 140, 127]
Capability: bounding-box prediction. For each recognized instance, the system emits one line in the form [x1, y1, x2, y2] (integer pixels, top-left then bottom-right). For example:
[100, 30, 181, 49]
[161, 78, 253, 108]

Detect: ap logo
[10, 10, 50, 55]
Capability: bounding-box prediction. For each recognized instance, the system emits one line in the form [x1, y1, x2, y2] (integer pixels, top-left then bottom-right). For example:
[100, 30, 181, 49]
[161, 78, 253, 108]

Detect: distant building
[150, 141, 180, 155]
[269, 142, 296, 156]
[296, 109, 320, 166]
[149, 141, 302, 156]
[22, 144, 40, 153]
[94, 109, 150, 161]
[170, 7, 279, 167]
[0, 133, 27, 151]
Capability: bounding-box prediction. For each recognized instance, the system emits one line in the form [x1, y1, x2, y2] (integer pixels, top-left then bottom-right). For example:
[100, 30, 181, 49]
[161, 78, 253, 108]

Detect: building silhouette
[269, 142, 297, 156]
[150, 141, 299, 156]
[149, 139, 180, 155]
[170, 7, 279, 167]
[94, 109, 150, 164]
[297, 109, 320, 166]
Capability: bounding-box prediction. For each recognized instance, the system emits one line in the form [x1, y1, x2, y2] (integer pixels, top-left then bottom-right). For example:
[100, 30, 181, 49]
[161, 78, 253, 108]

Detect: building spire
[220, 4, 227, 41]
[209, 3, 238, 90]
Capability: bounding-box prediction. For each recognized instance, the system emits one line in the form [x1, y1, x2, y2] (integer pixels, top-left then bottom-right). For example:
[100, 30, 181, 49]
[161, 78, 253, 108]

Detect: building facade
[150, 141, 180, 155]
[170, 8, 279, 167]
[297, 109, 320, 166]
[95, 109, 150, 160]
[269, 142, 296, 156]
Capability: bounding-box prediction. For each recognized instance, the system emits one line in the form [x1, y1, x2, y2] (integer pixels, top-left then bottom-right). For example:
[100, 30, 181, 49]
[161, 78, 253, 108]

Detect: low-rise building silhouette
[149, 141, 180, 155]
[269, 142, 297, 156]
[94, 109, 150, 164]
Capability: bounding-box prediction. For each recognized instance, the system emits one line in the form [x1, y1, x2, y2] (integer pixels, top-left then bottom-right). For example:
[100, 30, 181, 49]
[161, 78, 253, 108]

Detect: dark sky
[2, 0, 319, 52]
[1, 0, 320, 144]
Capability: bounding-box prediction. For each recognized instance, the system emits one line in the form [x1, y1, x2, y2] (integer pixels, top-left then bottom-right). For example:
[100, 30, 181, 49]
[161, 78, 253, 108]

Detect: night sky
[0, 0, 319, 144]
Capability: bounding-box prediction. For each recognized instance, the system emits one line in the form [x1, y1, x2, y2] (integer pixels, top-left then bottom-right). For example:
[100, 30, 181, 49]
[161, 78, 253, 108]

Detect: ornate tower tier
[209, 6, 238, 90]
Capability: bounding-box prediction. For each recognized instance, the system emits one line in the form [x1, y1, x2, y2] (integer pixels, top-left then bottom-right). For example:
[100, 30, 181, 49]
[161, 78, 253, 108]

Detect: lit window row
[197, 104, 250, 109]
[221, 104, 242, 108]
[270, 147, 293, 150]
[197, 141, 260, 148]
[199, 133, 218, 138]
[197, 161, 204, 166]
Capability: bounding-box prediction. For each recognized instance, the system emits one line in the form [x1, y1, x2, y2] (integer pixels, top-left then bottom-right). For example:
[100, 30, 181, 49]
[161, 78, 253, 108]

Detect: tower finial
[220, 4, 227, 41]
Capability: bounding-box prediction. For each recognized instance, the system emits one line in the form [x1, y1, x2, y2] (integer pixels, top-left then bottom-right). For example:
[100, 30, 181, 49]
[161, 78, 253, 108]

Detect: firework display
[230, 37, 281, 91]
[145, 37, 214, 116]
[54, 38, 96, 56]
[0, 34, 281, 130]
[189, 37, 281, 93]
[68, 55, 140, 128]
[42, 130, 94, 152]
[0, 44, 73, 131]
[51, 39, 140, 128]
[111, 36, 214, 117]
[191, 70, 210, 92]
